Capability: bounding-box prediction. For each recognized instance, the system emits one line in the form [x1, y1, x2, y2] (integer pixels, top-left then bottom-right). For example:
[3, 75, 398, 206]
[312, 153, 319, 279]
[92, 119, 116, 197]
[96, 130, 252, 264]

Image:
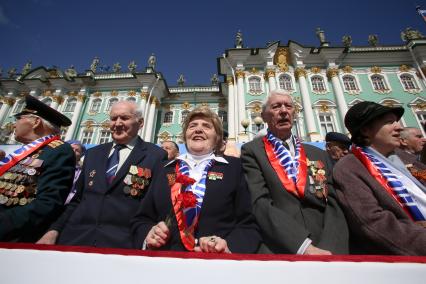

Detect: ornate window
[81, 129, 93, 144]
[181, 110, 190, 123]
[98, 129, 112, 144]
[64, 98, 76, 112]
[278, 74, 293, 91]
[90, 98, 102, 113]
[311, 76, 326, 92]
[126, 97, 136, 103]
[106, 98, 118, 112]
[400, 74, 418, 90]
[416, 111, 426, 126]
[218, 110, 227, 122]
[342, 75, 358, 91]
[13, 100, 25, 113]
[42, 98, 52, 107]
[163, 111, 174, 124]
[248, 77, 262, 93]
[319, 114, 336, 134]
[371, 75, 388, 91]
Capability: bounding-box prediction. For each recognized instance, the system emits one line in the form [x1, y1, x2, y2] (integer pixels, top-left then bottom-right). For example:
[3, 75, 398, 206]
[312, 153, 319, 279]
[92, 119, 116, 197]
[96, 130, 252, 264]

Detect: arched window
[371, 75, 388, 91]
[248, 77, 262, 93]
[218, 110, 227, 122]
[13, 100, 25, 113]
[42, 98, 52, 107]
[126, 97, 136, 103]
[311, 76, 326, 92]
[106, 98, 118, 112]
[64, 98, 77, 112]
[279, 75, 293, 91]
[163, 111, 173, 124]
[181, 110, 190, 123]
[90, 99, 102, 113]
[400, 74, 418, 90]
[342, 75, 358, 91]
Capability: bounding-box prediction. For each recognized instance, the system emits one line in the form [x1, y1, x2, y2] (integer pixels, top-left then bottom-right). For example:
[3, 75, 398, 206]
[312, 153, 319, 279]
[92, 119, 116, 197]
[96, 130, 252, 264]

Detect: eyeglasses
[14, 114, 38, 122]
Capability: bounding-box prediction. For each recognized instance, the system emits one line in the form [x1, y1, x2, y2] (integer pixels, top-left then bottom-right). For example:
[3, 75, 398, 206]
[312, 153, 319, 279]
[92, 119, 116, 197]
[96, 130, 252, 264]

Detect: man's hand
[145, 221, 170, 249]
[304, 244, 332, 255]
[36, 230, 59, 245]
[194, 236, 231, 253]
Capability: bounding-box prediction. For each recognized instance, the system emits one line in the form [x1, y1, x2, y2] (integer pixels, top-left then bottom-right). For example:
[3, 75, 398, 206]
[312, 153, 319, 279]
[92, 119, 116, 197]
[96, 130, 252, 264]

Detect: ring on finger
[209, 236, 216, 243]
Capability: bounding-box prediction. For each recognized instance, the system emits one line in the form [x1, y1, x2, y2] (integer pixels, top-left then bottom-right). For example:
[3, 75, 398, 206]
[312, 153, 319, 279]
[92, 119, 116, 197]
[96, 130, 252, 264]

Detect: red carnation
[175, 173, 196, 186]
[178, 191, 197, 208]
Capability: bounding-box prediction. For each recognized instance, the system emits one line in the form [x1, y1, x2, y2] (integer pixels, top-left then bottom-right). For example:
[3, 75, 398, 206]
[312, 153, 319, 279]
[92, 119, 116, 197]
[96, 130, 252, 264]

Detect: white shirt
[109, 136, 138, 172]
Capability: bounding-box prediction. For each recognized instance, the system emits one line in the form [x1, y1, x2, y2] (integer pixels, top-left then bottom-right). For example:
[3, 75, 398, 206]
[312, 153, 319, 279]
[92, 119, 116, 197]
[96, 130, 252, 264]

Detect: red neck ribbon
[263, 137, 307, 199]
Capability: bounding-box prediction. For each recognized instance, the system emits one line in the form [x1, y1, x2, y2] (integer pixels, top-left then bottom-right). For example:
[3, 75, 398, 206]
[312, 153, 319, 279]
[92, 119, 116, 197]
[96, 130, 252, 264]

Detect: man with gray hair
[0, 95, 75, 242]
[395, 127, 426, 186]
[241, 90, 348, 255]
[38, 100, 168, 248]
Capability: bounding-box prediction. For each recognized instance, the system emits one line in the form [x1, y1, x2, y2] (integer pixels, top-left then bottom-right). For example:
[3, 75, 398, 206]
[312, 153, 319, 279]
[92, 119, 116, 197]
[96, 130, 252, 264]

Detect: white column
[144, 98, 157, 142]
[226, 77, 236, 141]
[328, 68, 348, 132]
[50, 89, 62, 110]
[138, 91, 148, 137]
[0, 97, 15, 126]
[236, 70, 246, 138]
[65, 93, 86, 141]
[267, 70, 276, 91]
[296, 68, 318, 141]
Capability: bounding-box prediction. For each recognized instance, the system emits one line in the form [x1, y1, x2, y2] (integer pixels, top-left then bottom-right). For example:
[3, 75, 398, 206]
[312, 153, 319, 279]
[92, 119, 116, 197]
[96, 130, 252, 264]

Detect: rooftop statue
[368, 34, 379, 47]
[235, 30, 243, 48]
[401, 27, 424, 41]
[128, 60, 137, 72]
[90, 57, 99, 72]
[22, 60, 32, 75]
[211, 73, 219, 86]
[148, 53, 156, 69]
[65, 65, 77, 78]
[113, 62, 122, 73]
[316, 27, 326, 44]
[342, 35, 352, 48]
[8, 67, 16, 78]
[177, 74, 185, 86]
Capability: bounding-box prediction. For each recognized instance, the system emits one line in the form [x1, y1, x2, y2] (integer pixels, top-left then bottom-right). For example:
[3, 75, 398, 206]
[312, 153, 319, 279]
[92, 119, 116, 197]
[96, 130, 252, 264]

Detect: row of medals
[0, 157, 41, 206]
[123, 166, 150, 197]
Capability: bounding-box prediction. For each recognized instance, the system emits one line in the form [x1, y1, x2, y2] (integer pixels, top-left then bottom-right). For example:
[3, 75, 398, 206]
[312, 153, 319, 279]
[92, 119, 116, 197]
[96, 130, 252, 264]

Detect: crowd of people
[1, 91, 425, 255]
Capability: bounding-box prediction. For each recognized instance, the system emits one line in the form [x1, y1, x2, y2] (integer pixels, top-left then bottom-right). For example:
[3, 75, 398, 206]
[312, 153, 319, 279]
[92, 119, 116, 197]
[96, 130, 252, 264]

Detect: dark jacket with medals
[0, 140, 75, 242]
[51, 137, 167, 249]
[131, 155, 261, 253]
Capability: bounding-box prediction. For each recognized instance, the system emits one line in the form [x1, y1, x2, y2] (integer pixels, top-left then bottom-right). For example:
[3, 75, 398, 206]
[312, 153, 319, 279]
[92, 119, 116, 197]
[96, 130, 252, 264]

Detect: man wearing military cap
[325, 131, 351, 163]
[0, 95, 75, 242]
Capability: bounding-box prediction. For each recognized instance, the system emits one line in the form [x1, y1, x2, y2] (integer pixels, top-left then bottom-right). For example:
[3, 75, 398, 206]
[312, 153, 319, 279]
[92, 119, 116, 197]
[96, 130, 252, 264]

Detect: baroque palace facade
[1, 29, 426, 145]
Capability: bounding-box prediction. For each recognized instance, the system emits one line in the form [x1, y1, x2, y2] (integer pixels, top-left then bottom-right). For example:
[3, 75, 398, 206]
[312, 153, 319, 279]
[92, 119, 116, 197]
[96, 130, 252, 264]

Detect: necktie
[106, 144, 125, 184]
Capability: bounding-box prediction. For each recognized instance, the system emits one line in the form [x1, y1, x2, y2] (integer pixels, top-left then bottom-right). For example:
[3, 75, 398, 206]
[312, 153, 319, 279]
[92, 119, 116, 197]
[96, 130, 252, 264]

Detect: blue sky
[1, 0, 426, 85]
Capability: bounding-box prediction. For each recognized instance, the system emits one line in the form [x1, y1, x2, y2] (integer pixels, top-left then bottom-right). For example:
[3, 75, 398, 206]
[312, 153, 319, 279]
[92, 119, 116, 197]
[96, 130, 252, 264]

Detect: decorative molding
[310, 67, 321, 74]
[249, 67, 259, 74]
[413, 102, 426, 111]
[163, 104, 171, 111]
[226, 76, 234, 85]
[128, 90, 136, 96]
[52, 95, 64, 104]
[84, 121, 94, 130]
[266, 70, 276, 78]
[93, 91, 102, 97]
[342, 66, 353, 73]
[42, 90, 53, 97]
[235, 70, 245, 79]
[140, 91, 149, 100]
[2, 97, 16, 106]
[326, 68, 339, 79]
[294, 67, 307, 79]
[201, 102, 209, 107]
[101, 121, 110, 129]
[251, 103, 262, 114]
[182, 102, 191, 110]
[111, 90, 118, 97]
[274, 47, 289, 72]
[399, 65, 412, 72]
[370, 66, 382, 74]
[219, 102, 226, 108]
[318, 104, 330, 113]
[77, 94, 86, 102]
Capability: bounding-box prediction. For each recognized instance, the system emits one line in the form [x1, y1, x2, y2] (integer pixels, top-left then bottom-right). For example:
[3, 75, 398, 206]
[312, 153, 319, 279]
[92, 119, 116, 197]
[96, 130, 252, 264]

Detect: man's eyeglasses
[14, 114, 38, 121]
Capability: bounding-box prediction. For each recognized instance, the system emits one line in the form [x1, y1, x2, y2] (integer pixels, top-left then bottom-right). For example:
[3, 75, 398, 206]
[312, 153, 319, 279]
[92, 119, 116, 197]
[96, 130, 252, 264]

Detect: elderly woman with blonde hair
[132, 106, 260, 253]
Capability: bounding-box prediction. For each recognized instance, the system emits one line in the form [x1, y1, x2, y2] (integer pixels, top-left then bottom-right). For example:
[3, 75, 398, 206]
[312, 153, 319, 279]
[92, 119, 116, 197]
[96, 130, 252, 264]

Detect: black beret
[14, 95, 72, 127]
[325, 132, 351, 145]
[344, 101, 404, 137]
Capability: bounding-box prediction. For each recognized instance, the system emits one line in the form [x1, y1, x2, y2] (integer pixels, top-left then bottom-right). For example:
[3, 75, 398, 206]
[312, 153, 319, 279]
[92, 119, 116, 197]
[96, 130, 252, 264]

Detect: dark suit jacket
[131, 155, 261, 253]
[0, 141, 75, 242]
[395, 148, 426, 186]
[241, 137, 349, 254]
[51, 137, 167, 249]
[333, 154, 426, 255]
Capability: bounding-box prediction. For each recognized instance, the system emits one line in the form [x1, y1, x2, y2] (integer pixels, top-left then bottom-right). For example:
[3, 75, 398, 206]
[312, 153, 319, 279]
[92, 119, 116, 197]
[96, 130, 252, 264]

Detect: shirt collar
[165, 152, 228, 167]
[112, 136, 138, 150]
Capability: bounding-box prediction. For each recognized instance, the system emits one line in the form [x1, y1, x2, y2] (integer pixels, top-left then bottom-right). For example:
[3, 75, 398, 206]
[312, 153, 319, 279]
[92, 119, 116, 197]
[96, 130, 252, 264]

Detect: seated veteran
[325, 131, 351, 164]
[333, 101, 426, 255]
[0, 95, 75, 242]
[241, 90, 349, 255]
[395, 127, 426, 186]
[37, 101, 167, 248]
[64, 140, 86, 204]
[132, 106, 261, 253]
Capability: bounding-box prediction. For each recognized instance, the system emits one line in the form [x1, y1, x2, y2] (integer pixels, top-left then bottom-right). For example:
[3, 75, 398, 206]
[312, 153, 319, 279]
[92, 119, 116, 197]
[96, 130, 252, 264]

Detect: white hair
[111, 100, 144, 119]
[40, 117, 61, 134]
[261, 89, 294, 113]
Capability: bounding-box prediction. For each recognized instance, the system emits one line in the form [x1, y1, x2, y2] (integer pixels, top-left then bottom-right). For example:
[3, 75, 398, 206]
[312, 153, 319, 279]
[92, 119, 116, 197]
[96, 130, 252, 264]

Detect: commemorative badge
[307, 159, 328, 201]
[207, 171, 223, 180]
[123, 166, 152, 197]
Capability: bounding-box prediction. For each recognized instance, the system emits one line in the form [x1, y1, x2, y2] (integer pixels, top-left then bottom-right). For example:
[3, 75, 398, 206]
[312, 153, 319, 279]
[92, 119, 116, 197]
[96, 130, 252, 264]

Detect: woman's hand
[145, 221, 170, 249]
[36, 230, 59, 245]
[194, 235, 231, 253]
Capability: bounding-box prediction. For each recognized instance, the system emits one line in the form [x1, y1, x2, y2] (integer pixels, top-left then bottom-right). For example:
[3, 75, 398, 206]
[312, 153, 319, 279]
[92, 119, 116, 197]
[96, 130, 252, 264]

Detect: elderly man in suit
[38, 100, 167, 248]
[0, 95, 75, 242]
[241, 90, 348, 255]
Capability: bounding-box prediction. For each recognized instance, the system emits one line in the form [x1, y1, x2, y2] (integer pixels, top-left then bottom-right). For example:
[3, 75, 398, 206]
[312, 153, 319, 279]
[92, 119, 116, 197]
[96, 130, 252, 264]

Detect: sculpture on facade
[401, 27, 424, 42]
[316, 27, 326, 45]
[90, 57, 99, 72]
[65, 65, 77, 78]
[235, 30, 243, 48]
[177, 74, 185, 86]
[342, 35, 352, 48]
[113, 62, 122, 73]
[368, 34, 379, 47]
[211, 74, 219, 86]
[8, 67, 16, 78]
[128, 60, 137, 72]
[148, 53, 156, 69]
[21, 60, 32, 75]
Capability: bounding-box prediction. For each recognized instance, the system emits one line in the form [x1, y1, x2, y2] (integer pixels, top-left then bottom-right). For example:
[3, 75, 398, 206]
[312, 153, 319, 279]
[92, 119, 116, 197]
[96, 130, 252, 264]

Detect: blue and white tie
[106, 144, 125, 184]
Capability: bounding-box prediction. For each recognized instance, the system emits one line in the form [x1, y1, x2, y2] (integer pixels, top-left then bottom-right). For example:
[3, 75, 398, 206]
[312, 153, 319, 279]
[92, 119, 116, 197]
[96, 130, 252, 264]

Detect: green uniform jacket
[0, 141, 75, 242]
